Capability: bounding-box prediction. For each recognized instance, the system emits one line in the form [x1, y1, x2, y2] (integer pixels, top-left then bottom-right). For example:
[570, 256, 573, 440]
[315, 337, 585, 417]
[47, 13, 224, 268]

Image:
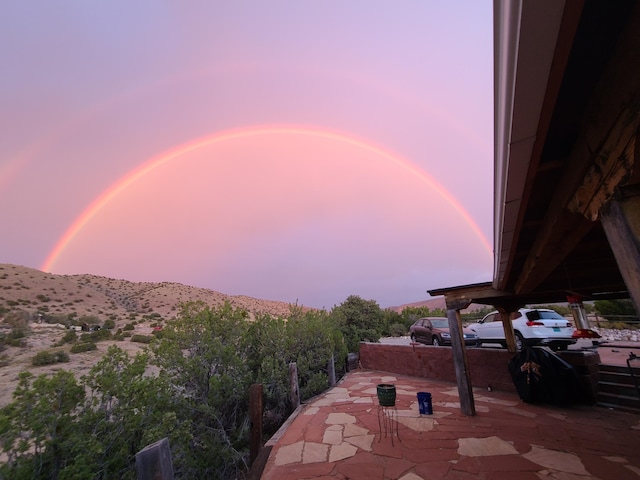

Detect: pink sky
[0, 2, 494, 309]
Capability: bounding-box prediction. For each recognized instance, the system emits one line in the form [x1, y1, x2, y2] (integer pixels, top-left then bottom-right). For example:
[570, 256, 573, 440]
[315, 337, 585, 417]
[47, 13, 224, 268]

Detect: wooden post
[135, 437, 174, 480]
[601, 196, 640, 316]
[446, 306, 475, 416]
[328, 353, 336, 387]
[249, 383, 263, 465]
[497, 307, 517, 352]
[289, 362, 300, 409]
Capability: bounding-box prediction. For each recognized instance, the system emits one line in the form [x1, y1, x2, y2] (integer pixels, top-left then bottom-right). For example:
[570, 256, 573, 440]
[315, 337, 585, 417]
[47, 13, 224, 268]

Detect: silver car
[468, 308, 576, 351]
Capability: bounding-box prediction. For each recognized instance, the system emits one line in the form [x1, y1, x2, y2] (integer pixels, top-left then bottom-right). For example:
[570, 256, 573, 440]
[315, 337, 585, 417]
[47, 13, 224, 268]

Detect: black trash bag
[508, 347, 579, 405]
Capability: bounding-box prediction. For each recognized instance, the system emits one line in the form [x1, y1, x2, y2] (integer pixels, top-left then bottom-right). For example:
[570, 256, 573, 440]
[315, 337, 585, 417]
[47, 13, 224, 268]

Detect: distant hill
[387, 296, 487, 314]
[0, 264, 486, 324]
[0, 263, 300, 322]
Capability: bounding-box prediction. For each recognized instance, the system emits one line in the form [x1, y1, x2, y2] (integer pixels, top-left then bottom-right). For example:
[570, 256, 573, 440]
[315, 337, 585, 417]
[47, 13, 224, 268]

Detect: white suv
[468, 308, 576, 351]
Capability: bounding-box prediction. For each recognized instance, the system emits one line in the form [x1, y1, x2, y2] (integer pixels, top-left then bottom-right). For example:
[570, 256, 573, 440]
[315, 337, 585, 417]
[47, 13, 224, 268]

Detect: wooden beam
[600, 196, 640, 315]
[514, 4, 640, 294]
[446, 308, 475, 416]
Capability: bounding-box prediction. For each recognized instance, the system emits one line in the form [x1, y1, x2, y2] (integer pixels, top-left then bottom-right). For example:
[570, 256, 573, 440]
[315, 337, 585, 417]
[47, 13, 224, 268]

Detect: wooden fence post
[289, 362, 300, 409]
[135, 437, 174, 480]
[249, 383, 263, 465]
[328, 353, 336, 387]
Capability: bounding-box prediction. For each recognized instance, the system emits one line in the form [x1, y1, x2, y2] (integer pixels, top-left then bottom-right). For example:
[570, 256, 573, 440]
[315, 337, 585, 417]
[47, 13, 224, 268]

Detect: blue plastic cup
[417, 392, 433, 415]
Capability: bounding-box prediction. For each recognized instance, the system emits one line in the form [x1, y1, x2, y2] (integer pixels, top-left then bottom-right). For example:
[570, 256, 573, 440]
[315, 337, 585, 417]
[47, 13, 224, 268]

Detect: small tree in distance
[330, 295, 385, 352]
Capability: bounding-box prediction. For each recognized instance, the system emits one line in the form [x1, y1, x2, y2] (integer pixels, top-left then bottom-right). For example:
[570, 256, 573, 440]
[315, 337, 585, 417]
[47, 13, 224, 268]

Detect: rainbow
[41, 125, 492, 272]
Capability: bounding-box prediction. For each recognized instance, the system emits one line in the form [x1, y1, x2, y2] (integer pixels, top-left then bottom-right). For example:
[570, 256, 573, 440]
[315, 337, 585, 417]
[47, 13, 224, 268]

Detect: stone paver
[260, 369, 640, 479]
[328, 443, 358, 462]
[302, 442, 329, 464]
[522, 446, 588, 475]
[457, 436, 519, 457]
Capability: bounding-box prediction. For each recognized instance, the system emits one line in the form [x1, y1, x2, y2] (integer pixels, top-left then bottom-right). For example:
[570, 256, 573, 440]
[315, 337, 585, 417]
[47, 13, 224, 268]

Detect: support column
[446, 302, 475, 416]
[496, 307, 517, 352]
[600, 195, 640, 315]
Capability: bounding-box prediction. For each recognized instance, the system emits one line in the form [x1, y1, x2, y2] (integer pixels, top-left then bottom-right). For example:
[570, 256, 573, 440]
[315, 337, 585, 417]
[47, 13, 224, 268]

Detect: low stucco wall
[358, 342, 517, 392]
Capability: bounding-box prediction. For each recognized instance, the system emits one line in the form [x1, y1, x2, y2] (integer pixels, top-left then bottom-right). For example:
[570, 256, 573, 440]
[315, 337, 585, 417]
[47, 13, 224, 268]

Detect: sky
[0, 1, 494, 310]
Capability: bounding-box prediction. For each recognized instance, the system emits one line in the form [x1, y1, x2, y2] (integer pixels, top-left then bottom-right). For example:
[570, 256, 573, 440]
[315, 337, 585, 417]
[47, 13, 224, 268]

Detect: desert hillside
[0, 263, 310, 406]
[0, 263, 298, 322]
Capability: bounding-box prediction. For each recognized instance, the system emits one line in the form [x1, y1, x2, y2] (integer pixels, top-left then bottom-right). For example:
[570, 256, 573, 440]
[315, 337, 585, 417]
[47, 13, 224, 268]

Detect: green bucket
[376, 384, 396, 407]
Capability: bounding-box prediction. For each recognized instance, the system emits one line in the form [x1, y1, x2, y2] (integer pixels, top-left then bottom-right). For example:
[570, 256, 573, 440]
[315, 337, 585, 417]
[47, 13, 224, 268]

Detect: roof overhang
[430, 0, 640, 307]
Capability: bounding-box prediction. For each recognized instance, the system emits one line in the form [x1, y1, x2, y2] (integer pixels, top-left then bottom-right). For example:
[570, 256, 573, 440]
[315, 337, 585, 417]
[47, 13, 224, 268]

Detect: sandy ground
[0, 322, 150, 407]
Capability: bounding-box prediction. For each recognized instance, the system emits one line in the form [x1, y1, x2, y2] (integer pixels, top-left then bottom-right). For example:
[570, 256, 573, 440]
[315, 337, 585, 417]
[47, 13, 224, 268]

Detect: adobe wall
[358, 343, 602, 401]
[358, 342, 517, 393]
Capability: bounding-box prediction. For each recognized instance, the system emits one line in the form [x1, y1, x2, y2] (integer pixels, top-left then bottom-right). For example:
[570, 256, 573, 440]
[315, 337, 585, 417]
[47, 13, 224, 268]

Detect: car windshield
[430, 319, 448, 328]
[526, 310, 564, 320]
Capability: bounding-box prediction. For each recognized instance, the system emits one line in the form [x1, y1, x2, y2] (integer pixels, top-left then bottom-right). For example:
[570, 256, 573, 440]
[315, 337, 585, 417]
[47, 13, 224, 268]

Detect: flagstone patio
[260, 369, 640, 479]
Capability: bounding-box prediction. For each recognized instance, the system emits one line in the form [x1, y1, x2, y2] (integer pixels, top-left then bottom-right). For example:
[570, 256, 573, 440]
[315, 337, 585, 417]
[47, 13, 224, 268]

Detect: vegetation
[595, 299, 639, 327]
[0, 300, 355, 479]
[31, 349, 69, 366]
[70, 342, 98, 353]
[330, 295, 386, 351]
[54, 329, 77, 346]
[102, 318, 116, 329]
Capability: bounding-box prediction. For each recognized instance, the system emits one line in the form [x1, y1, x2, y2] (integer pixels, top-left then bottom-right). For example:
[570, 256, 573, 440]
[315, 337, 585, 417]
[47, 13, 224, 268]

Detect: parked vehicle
[409, 317, 479, 346]
[467, 308, 576, 351]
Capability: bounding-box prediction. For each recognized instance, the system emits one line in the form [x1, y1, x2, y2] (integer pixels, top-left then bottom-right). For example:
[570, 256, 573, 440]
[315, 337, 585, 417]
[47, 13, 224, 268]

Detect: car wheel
[514, 332, 524, 351]
[432, 336, 441, 346]
[410, 334, 416, 343]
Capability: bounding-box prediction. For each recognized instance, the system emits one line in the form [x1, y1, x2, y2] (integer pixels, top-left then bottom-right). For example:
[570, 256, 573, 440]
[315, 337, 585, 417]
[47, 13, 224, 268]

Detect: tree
[331, 295, 385, 352]
[594, 299, 638, 325]
[150, 301, 252, 478]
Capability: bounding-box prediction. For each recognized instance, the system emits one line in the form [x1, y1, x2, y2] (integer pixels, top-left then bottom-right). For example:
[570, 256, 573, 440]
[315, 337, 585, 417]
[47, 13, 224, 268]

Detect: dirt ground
[0, 322, 150, 407]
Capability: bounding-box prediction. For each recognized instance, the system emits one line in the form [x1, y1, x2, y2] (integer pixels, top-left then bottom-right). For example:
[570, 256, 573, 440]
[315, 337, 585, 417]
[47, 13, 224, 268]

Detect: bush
[55, 330, 77, 346]
[70, 342, 97, 353]
[55, 351, 70, 363]
[32, 350, 57, 366]
[8, 337, 26, 348]
[388, 323, 408, 337]
[80, 328, 112, 343]
[102, 318, 116, 330]
[131, 334, 153, 344]
[123, 323, 135, 331]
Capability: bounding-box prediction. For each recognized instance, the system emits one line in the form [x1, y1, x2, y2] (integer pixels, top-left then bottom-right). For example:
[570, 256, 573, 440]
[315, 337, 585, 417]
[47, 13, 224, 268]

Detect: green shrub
[32, 350, 57, 366]
[123, 323, 135, 331]
[80, 329, 112, 343]
[122, 331, 132, 338]
[55, 351, 70, 363]
[388, 323, 408, 337]
[102, 318, 116, 330]
[70, 342, 97, 353]
[8, 337, 26, 347]
[300, 372, 329, 399]
[55, 330, 77, 346]
[131, 334, 153, 344]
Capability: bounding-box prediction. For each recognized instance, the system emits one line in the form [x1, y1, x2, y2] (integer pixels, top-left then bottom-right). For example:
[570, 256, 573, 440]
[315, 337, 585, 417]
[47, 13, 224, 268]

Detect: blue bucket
[417, 392, 433, 415]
